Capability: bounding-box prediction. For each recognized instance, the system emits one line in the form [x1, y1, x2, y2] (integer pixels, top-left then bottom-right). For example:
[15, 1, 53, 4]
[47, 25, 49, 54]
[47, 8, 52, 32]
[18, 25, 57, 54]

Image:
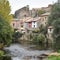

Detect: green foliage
[29, 33, 33, 40]
[0, 56, 11, 60]
[0, 16, 13, 46]
[33, 35, 38, 44]
[0, 50, 11, 60]
[38, 10, 45, 16]
[33, 34, 45, 45]
[57, 50, 60, 53]
[0, 50, 4, 56]
[37, 34, 45, 42]
[52, 19, 60, 50]
[2, 56, 11, 60]
[47, 55, 60, 60]
[52, 19, 60, 36]
[48, 55, 56, 60]
[0, 0, 13, 23]
[14, 32, 22, 38]
[32, 29, 40, 33]
[0, 0, 13, 46]
[48, 3, 60, 50]
[48, 3, 60, 25]
[39, 25, 47, 34]
[13, 31, 23, 42]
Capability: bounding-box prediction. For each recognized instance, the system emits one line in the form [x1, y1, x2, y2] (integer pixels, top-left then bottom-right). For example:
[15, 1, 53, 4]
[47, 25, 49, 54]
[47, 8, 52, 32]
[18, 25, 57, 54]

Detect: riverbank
[18, 40, 49, 50]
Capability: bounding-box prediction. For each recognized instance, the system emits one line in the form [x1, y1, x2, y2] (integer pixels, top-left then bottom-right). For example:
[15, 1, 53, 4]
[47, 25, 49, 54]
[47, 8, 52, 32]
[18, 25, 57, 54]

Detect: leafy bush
[12, 31, 23, 42]
[0, 50, 11, 60]
[33, 34, 45, 45]
[32, 29, 40, 33]
[2, 56, 11, 60]
[0, 50, 4, 56]
[48, 3, 60, 50]
[0, 16, 13, 46]
[57, 50, 60, 53]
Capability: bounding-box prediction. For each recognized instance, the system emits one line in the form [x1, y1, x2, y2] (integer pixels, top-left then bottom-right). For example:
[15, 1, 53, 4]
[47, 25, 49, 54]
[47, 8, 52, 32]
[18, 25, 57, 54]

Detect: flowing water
[4, 44, 52, 60]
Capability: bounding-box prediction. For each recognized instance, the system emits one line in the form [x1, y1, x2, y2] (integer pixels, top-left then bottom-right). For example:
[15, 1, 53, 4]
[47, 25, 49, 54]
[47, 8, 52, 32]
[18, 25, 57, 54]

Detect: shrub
[33, 34, 45, 45]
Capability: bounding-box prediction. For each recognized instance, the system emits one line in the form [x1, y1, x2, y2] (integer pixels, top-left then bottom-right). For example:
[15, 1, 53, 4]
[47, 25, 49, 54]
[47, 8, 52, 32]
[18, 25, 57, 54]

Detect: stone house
[24, 17, 40, 29]
[11, 18, 20, 31]
[47, 26, 54, 40]
[14, 5, 30, 19]
[14, 4, 52, 19]
[40, 12, 50, 26]
[41, 4, 52, 12]
[11, 12, 50, 33]
[11, 17, 32, 33]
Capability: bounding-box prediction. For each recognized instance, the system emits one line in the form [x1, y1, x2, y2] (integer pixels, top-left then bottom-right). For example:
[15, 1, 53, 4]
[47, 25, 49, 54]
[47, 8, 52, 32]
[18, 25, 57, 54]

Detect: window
[34, 21, 35, 24]
[21, 25, 23, 27]
[50, 28, 52, 31]
[13, 23, 15, 27]
[34, 25, 35, 27]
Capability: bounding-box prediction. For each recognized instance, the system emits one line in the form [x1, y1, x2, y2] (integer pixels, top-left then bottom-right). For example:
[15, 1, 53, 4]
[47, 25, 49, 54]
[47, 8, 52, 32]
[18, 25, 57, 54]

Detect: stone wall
[14, 5, 52, 19]
[14, 5, 30, 19]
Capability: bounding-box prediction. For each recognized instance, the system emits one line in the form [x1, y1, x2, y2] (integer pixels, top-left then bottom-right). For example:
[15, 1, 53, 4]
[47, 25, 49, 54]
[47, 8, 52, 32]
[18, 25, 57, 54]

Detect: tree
[0, 16, 13, 46]
[48, 3, 60, 50]
[12, 31, 23, 43]
[33, 34, 45, 45]
[37, 34, 45, 45]
[48, 3, 60, 25]
[0, 50, 11, 60]
[0, 0, 13, 46]
[0, 0, 12, 23]
[52, 19, 60, 50]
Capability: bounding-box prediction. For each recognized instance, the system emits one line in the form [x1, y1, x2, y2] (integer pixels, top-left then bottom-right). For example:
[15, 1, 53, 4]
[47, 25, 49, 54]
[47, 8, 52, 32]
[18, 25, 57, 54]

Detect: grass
[47, 55, 60, 60]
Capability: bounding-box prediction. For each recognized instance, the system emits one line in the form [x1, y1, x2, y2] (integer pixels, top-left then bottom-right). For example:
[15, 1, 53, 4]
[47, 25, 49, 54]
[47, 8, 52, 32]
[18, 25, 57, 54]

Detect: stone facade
[14, 5, 30, 19]
[11, 12, 50, 33]
[40, 12, 50, 26]
[41, 4, 52, 12]
[24, 17, 40, 30]
[14, 5, 52, 19]
[11, 19, 20, 30]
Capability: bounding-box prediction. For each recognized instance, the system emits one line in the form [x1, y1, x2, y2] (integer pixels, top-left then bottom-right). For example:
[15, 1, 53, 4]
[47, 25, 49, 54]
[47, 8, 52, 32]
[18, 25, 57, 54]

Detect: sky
[9, 0, 57, 14]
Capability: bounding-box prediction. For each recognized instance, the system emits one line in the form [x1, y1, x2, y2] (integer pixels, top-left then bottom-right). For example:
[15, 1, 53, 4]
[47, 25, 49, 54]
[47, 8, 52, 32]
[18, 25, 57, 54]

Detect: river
[4, 44, 52, 60]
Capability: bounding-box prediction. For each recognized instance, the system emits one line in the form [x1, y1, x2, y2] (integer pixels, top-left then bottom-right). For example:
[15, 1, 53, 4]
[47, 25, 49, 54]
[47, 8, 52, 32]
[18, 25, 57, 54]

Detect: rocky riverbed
[4, 44, 52, 60]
